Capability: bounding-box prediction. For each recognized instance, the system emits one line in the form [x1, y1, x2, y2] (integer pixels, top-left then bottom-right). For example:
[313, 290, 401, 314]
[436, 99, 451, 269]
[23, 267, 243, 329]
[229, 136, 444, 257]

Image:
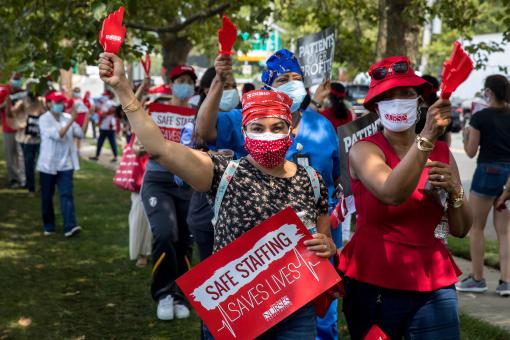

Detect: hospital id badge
[295, 154, 310, 167]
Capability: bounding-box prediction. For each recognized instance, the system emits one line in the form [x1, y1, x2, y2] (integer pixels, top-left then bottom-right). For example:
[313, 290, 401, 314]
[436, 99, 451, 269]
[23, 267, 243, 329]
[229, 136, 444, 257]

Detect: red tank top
[339, 132, 461, 291]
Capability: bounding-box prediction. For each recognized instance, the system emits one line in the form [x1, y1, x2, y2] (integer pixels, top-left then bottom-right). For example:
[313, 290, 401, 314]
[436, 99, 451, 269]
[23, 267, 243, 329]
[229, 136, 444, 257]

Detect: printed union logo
[105, 34, 122, 42]
[262, 296, 292, 321]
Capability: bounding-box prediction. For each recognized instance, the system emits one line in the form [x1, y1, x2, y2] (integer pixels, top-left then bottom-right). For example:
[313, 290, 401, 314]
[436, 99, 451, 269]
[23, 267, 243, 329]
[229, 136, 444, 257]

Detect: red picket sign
[176, 207, 341, 340]
[148, 102, 196, 143]
[364, 325, 389, 340]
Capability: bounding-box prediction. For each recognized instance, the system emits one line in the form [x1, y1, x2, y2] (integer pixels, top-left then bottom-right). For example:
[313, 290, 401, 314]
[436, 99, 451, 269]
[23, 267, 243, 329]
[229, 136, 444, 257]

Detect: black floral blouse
[207, 154, 329, 252]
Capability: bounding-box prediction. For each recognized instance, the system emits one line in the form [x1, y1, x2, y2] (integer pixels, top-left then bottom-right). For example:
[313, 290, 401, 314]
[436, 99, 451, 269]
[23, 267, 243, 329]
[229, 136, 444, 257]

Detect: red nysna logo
[384, 113, 408, 122]
[105, 34, 122, 42]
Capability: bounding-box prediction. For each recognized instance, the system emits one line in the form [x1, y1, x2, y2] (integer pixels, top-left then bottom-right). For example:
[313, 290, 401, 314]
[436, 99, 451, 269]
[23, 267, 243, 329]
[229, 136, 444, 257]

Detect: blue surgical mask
[11, 79, 22, 89]
[276, 80, 307, 112]
[73, 91, 81, 98]
[172, 83, 194, 100]
[219, 89, 240, 112]
[52, 103, 64, 113]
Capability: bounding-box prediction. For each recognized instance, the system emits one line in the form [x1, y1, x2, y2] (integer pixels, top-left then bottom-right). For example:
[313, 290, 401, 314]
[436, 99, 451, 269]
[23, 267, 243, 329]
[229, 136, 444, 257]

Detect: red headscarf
[241, 90, 292, 127]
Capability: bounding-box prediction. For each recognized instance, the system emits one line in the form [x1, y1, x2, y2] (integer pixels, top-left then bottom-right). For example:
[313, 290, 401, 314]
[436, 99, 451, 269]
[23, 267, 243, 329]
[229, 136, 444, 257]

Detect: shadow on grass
[0, 137, 200, 339]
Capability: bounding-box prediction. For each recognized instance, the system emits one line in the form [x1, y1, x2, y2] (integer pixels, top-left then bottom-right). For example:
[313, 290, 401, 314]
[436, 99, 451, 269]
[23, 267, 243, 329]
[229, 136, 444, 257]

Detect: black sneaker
[64, 226, 82, 238]
[89, 156, 99, 161]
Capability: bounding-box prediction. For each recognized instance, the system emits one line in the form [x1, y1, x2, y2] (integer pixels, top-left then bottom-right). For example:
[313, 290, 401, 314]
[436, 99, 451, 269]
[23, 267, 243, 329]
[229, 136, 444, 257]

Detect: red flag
[440, 41, 474, 99]
[141, 53, 151, 76]
[99, 6, 126, 54]
[218, 15, 237, 55]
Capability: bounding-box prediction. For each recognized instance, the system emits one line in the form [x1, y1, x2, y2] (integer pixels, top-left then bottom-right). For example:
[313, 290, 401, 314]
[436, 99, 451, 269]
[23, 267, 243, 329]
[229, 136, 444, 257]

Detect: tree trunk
[376, 0, 421, 63]
[375, 0, 388, 61]
[158, 32, 193, 82]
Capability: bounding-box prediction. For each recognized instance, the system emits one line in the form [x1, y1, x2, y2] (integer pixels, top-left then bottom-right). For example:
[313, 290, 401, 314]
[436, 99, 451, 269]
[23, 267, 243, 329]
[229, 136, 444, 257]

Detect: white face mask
[245, 131, 289, 141]
[219, 89, 240, 112]
[376, 98, 419, 132]
[274, 80, 307, 113]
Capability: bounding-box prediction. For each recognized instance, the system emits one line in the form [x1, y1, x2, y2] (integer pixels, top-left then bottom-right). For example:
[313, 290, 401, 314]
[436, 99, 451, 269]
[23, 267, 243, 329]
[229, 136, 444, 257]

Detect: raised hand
[214, 54, 233, 83]
[421, 98, 452, 141]
[98, 52, 128, 89]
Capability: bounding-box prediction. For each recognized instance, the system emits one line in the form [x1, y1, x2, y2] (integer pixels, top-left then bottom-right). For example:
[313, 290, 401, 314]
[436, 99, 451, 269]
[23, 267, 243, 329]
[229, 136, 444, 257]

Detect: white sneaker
[157, 295, 174, 320]
[64, 226, 82, 238]
[174, 303, 190, 319]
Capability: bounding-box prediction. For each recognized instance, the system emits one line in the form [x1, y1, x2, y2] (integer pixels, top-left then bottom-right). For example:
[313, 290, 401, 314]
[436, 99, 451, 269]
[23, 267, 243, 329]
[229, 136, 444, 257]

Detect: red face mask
[244, 132, 292, 168]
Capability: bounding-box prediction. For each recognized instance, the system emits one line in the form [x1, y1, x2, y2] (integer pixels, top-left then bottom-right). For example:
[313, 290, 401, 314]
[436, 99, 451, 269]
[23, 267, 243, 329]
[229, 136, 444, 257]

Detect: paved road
[450, 132, 498, 241]
[455, 256, 510, 332]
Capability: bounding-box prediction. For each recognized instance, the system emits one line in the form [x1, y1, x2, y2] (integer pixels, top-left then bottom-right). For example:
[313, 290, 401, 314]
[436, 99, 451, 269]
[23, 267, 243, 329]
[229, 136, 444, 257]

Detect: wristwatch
[416, 135, 434, 152]
[448, 186, 465, 209]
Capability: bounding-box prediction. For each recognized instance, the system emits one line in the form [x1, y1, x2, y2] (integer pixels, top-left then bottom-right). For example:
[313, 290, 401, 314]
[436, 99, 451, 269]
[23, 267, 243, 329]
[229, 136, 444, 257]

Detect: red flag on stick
[141, 53, 151, 76]
[99, 6, 126, 54]
[440, 41, 474, 99]
[218, 15, 237, 55]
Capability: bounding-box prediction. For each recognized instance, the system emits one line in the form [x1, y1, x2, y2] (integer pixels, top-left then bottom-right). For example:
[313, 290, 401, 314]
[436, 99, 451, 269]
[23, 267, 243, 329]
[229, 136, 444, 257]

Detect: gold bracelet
[122, 97, 141, 113]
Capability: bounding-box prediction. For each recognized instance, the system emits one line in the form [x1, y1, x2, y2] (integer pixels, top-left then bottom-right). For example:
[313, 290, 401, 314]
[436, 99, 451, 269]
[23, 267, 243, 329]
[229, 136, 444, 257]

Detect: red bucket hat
[241, 90, 292, 127]
[169, 65, 197, 82]
[363, 56, 432, 112]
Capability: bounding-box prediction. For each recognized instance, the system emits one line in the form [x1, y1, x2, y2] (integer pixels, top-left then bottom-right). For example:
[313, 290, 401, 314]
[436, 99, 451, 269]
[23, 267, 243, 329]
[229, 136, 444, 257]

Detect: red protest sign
[176, 207, 341, 340]
[148, 103, 196, 143]
[141, 53, 151, 76]
[440, 41, 474, 99]
[99, 6, 126, 54]
[218, 15, 237, 55]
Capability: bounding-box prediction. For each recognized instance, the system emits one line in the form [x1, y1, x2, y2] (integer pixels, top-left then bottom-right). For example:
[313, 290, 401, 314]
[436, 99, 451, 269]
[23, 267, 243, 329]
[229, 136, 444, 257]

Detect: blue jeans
[342, 278, 460, 340]
[21, 143, 39, 193]
[40, 170, 77, 233]
[471, 162, 510, 198]
[203, 304, 317, 340]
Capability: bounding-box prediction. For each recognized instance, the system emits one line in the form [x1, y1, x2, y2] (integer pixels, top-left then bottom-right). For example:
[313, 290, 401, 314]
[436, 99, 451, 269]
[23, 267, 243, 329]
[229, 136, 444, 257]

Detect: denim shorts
[471, 162, 510, 198]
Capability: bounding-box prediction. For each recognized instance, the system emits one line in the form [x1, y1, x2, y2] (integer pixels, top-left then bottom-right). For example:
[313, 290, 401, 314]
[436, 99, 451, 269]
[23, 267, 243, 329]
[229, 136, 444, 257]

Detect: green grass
[448, 236, 501, 269]
[0, 138, 199, 339]
[0, 133, 508, 339]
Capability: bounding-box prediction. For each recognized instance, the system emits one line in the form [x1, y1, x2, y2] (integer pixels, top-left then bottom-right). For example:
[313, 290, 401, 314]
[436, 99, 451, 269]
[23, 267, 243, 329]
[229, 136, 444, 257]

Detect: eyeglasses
[370, 61, 410, 80]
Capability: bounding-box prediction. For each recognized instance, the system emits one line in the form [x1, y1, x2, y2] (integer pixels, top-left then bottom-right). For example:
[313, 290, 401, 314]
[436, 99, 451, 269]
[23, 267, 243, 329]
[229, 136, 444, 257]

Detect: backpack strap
[212, 160, 240, 226]
[303, 165, 320, 203]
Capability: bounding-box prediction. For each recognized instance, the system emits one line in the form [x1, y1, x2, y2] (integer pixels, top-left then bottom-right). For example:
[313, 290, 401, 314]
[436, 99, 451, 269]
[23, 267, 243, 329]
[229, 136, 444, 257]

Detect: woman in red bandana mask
[98, 52, 336, 339]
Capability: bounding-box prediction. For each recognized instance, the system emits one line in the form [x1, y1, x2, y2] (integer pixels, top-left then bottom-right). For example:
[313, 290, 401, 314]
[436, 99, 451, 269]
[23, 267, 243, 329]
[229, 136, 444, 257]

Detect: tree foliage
[0, 0, 508, 83]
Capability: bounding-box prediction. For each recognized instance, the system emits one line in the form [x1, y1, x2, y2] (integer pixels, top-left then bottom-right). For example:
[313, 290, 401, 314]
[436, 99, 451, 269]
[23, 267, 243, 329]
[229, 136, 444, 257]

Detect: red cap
[148, 84, 172, 95]
[46, 91, 66, 103]
[363, 56, 432, 111]
[169, 65, 197, 82]
[241, 90, 292, 127]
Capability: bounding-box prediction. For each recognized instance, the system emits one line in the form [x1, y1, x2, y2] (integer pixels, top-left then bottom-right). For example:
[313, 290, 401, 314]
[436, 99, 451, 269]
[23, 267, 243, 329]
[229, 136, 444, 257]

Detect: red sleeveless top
[339, 132, 461, 291]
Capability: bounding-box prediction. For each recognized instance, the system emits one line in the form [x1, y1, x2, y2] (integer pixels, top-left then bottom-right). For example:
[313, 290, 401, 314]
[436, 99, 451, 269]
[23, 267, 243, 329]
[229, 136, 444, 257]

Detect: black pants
[187, 191, 215, 262]
[95, 129, 117, 158]
[141, 171, 192, 302]
[21, 143, 39, 193]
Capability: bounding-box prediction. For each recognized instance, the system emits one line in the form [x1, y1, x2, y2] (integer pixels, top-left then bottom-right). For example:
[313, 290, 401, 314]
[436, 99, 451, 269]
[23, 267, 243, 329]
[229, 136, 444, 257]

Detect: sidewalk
[454, 256, 510, 332]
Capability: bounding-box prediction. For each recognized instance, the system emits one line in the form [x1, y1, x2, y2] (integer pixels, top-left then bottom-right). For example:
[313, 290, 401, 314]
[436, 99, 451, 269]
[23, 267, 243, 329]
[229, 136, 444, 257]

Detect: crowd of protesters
[2, 35, 510, 339]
